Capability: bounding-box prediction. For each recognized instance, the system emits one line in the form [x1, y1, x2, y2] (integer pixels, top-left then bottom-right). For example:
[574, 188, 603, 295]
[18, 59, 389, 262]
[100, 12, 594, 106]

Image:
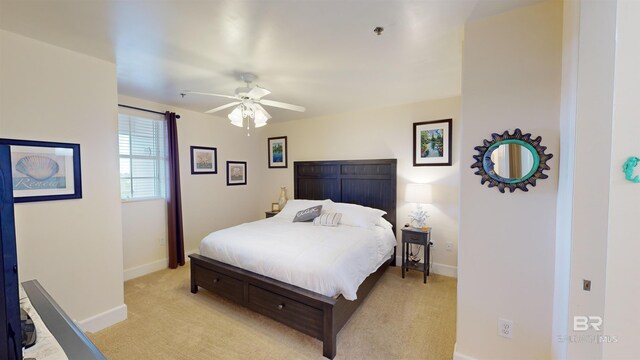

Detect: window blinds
[118, 111, 167, 200]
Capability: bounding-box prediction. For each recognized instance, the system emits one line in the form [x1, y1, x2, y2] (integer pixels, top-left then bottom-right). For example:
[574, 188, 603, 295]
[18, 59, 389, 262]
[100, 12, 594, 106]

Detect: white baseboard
[395, 256, 458, 278]
[185, 248, 198, 259]
[123, 258, 167, 281]
[431, 262, 458, 278]
[453, 343, 477, 360]
[123, 249, 199, 281]
[78, 304, 128, 333]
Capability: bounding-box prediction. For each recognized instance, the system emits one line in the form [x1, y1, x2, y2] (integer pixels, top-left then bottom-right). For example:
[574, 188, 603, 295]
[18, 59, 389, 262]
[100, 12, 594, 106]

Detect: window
[118, 111, 167, 200]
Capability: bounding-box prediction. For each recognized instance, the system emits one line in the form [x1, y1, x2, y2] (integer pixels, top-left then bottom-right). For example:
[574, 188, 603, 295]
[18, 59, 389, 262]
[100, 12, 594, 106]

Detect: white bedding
[20, 285, 69, 360]
[199, 217, 396, 300]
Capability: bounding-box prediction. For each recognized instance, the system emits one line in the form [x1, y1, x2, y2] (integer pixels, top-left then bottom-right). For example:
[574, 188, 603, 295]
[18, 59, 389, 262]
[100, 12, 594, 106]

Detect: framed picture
[268, 136, 288, 168]
[0, 138, 82, 203]
[190, 146, 217, 174]
[226, 161, 247, 186]
[271, 203, 280, 212]
[413, 119, 452, 166]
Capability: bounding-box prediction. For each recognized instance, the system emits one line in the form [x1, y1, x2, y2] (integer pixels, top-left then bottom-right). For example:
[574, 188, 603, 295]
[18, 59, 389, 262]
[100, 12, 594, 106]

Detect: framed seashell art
[0, 138, 81, 203]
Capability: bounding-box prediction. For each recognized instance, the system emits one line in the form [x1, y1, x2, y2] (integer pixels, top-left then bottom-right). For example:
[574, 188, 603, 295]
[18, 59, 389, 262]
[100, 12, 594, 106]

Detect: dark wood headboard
[293, 159, 397, 232]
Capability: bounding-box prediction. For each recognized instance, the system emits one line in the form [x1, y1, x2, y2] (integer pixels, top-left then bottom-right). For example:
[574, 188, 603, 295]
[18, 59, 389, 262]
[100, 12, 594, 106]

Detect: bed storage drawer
[247, 284, 323, 339]
[195, 267, 243, 303]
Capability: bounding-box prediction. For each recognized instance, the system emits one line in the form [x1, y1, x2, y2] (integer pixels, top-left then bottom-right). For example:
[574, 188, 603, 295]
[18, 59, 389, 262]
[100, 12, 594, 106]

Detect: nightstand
[401, 227, 432, 284]
[265, 211, 279, 218]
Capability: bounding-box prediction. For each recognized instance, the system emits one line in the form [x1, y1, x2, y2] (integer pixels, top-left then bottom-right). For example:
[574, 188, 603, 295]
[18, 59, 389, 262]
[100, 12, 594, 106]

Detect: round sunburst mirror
[471, 129, 553, 193]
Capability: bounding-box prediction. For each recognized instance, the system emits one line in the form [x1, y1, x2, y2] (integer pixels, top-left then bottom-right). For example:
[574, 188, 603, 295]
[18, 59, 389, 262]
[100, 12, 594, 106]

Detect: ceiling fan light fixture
[185, 73, 305, 130]
[242, 103, 255, 119]
[228, 106, 244, 127]
[254, 109, 269, 127]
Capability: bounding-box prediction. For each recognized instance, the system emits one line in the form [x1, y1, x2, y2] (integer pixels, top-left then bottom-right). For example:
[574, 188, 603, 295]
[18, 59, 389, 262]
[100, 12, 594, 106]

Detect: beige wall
[555, 0, 618, 358]
[0, 30, 125, 330]
[552, 0, 579, 358]
[121, 198, 168, 279]
[603, 0, 640, 357]
[456, 1, 562, 359]
[118, 95, 265, 276]
[555, 1, 640, 357]
[259, 97, 461, 275]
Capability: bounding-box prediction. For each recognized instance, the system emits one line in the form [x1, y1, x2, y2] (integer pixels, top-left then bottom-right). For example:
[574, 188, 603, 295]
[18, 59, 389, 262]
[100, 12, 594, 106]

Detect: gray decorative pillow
[293, 205, 323, 222]
[313, 213, 342, 227]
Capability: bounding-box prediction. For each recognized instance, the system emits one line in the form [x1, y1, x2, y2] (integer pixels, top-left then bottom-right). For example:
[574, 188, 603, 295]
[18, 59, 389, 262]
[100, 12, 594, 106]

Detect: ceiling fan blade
[204, 101, 242, 114]
[246, 85, 271, 99]
[259, 99, 306, 112]
[254, 104, 272, 119]
[183, 90, 239, 100]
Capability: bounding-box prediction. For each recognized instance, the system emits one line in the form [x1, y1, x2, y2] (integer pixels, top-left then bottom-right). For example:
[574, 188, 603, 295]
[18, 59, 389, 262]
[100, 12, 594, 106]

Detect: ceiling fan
[180, 73, 306, 128]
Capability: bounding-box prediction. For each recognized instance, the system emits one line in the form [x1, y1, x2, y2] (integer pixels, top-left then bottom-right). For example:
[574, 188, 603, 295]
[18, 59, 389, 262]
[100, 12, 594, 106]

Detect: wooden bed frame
[189, 159, 397, 359]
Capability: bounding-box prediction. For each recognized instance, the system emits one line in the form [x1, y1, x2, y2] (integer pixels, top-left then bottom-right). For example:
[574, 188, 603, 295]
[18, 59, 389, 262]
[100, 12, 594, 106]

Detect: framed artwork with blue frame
[0, 138, 82, 203]
[268, 136, 287, 168]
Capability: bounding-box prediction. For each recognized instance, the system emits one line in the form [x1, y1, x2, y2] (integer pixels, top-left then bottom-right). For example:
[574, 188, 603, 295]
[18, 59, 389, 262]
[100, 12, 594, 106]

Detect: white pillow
[313, 212, 342, 227]
[378, 217, 393, 230]
[332, 202, 386, 229]
[274, 199, 334, 220]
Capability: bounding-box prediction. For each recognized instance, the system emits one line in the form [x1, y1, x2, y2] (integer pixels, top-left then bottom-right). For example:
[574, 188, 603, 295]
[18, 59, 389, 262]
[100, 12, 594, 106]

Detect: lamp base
[411, 225, 430, 232]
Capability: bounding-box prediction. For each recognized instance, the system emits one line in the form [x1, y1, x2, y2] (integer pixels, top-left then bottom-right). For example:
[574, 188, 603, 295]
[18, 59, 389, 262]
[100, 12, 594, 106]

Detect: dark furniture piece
[401, 227, 431, 284]
[190, 159, 397, 359]
[0, 144, 21, 360]
[22, 280, 106, 359]
[265, 211, 278, 218]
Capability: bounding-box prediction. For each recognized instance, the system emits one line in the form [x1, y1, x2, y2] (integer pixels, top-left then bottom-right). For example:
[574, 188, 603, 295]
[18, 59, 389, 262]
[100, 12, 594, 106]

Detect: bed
[189, 159, 397, 359]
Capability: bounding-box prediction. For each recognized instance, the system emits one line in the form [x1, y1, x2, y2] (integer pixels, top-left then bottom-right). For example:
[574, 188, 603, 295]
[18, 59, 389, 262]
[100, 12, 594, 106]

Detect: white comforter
[199, 217, 396, 300]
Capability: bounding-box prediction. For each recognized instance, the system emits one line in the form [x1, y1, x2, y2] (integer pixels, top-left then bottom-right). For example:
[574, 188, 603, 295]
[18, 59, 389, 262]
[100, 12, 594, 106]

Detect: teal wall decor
[623, 156, 640, 183]
[471, 128, 553, 193]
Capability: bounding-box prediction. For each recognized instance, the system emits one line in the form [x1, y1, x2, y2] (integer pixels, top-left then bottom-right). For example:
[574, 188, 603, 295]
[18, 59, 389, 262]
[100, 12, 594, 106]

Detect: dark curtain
[166, 111, 185, 268]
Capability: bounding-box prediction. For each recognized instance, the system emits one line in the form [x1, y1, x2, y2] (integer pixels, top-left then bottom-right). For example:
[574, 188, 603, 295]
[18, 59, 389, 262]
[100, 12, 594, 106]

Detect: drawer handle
[277, 304, 285, 310]
[213, 278, 220, 283]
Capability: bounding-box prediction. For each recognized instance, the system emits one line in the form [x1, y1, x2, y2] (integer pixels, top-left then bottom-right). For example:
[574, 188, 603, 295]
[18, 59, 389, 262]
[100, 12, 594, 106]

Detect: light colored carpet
[88, 263, 457, 360]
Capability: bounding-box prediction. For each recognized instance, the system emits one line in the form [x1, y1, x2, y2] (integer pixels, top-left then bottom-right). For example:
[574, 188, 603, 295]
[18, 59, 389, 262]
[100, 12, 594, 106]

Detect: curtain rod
[118, 104, 181, 119]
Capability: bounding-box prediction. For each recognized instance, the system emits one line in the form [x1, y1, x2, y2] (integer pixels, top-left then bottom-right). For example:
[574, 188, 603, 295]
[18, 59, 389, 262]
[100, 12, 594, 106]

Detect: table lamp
[405, 183, 432, 230]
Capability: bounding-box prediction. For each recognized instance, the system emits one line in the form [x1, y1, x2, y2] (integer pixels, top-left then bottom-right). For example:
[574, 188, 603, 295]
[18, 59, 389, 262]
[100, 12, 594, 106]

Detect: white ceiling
[0, 0, 542, 122]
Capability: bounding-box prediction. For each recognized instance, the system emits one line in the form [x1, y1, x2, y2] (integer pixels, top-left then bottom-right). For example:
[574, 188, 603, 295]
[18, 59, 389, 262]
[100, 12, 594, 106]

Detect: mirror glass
[482, 139, 540, 184]
[489, 143, 535, 180]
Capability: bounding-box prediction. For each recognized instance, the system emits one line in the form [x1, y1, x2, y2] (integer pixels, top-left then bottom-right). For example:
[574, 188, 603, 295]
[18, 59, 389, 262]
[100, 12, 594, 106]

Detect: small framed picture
[190, 146, 217, 174]
[226, 161, 247, 186]
[268, 136, 287, 168]
[271, 203, 280, 212]
[413, 119, 453, 166]
[0, 138, 82, 203]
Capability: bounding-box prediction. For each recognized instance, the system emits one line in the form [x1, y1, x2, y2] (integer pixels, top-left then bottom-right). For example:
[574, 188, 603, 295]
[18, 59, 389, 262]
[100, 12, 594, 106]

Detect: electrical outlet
[446, 242, 453, 252]
[498, 318, 513, 338]
[583, 279, 591, 291]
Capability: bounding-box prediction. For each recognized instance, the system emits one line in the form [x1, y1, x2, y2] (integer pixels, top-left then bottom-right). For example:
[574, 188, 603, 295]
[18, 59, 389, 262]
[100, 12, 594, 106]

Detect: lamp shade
[405, 183, 432, 204]
[228, 106, 243, 127]
[254, 109, 268, 127]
